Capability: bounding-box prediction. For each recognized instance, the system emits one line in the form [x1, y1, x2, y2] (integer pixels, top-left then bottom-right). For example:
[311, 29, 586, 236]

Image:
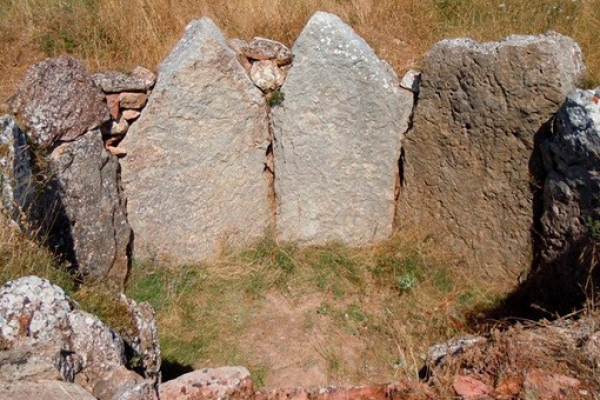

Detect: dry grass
[1, 0, 600, 110]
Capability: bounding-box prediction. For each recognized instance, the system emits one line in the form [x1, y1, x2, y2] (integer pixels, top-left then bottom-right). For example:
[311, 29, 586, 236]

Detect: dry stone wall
[1, 11, 591, 278]
[397, 32, 585, 279]
[5, 56, 132, 290]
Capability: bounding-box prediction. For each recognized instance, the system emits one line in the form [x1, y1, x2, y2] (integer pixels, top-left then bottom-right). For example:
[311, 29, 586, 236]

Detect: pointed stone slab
[121, 17, 270, 263]
[271, 12, 413, 245]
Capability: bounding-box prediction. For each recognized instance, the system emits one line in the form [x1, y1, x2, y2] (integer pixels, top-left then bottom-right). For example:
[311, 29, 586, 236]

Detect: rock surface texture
[121, 17, 270, 263]
[271, 12, 413, 245]
[159, 367, 253, 400]
[38, 129, 131, 289]
[8, 56, 110, 148]
[0, 276, 159, 399]
[397, 32, 585, 278]
[0, 380, 98, 400]
[537, 88, 600, 300]
[0, 115, 33, 225]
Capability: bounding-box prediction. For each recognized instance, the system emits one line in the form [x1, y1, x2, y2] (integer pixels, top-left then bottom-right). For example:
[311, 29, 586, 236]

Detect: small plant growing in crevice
[266, 89, 285, 107]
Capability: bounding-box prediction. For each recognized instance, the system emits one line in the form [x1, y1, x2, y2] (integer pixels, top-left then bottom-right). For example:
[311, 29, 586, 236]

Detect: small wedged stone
[123, 109, 141, 121]
[106, 93, 121, 119]
[8, 56, 110, 148]
[250, 60, 285, 92]
[120, 92, 148, 109]
[243, 37, 293, 65]
[110, 117, 129, 135]
[92, 71, 153, 93]
[131, 66, 156, 88]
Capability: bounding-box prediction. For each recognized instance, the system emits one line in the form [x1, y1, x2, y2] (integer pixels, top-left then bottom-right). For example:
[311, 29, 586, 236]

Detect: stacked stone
[91, 67, 156, 157]
[229, 37, 293, 95]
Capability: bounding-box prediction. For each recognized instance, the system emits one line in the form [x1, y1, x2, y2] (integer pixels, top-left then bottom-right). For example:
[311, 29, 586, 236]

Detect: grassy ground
[123, 233, 508, 387]
[0, 219, 510, 387]
[1, 0, 600, 110]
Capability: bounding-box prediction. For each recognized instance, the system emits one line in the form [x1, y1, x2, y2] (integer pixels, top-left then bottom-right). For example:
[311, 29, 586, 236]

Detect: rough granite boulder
[0, 276, 158, 399]
[0, 276, 122, 391]
[271, 12, 413, 245]
[0, 343, 76, 381]
[397, 32, 584, 279]
[159, 367, 253, 400]
[37, 129, 131, 290]
[0, 115, 33, 225]
[8, 56, 110, 148]
[537, 88, 600, 297]
[121, 17, 270, 263]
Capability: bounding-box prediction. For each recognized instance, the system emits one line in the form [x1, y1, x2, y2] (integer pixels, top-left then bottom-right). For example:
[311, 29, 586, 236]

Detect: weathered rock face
[159, 367, 253, 400]
[92, 71, 153, 93]
[0, 380, 98, 400]
[243, 37, 293, 65]
[0, 115, 33, 225]
[397, 32, 584, 278]
[37, 129, 131, 289]
[0, 276, 121, 391]
[0, 276, 159, 399]
[119, 294, 161, 385]
[8, 56, 110, 148]
[0, 343, 72, 381]
[271, 12, 413, 245]
[538, 88, 600, 291]
[121, 17, 270, 263]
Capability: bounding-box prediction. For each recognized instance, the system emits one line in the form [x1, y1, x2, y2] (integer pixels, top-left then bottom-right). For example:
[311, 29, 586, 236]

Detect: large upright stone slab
[536, 88, 600, 299]
[271, 12, 413, 245]
[40, 130, 131, 289]
[121, 17, 270, 263]
[397, 33, 584, 278]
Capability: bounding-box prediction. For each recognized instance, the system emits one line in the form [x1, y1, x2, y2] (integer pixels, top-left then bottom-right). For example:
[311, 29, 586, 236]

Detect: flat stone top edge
[431, 30, 580, 54]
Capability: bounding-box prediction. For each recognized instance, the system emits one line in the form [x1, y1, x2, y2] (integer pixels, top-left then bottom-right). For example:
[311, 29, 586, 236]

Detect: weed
[267, 89, 285, 107]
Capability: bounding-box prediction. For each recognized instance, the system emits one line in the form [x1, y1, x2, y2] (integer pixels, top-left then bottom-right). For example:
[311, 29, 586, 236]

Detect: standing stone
[0, 115, 33, 226]
[39, 130, 131, 289]
[535, 88, 600, 301]
[121, 17, 270, 263]
[271, 12, 413, 245]
[397, 32, 584, 279]
[8, 56, 110, 148]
